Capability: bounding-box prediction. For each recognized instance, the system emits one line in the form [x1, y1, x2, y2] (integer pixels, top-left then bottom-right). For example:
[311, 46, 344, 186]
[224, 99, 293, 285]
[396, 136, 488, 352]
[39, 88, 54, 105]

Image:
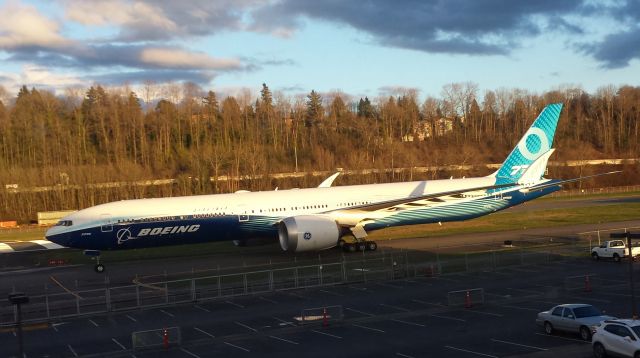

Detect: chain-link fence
[0, 234, 598, 326]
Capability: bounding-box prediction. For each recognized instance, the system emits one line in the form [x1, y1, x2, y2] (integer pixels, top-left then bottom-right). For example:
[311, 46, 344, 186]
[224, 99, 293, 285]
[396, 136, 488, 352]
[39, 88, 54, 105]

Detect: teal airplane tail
[491, 103, 563, 186]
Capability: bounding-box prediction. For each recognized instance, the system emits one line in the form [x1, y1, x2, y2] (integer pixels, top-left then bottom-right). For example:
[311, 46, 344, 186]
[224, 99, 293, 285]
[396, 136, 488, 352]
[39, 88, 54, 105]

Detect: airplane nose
[45, 227, 69, 247]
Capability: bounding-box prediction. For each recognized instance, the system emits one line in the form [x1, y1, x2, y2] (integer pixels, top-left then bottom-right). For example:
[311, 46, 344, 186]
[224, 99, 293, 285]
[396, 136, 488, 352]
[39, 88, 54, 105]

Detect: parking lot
[2, 255, 639, 358]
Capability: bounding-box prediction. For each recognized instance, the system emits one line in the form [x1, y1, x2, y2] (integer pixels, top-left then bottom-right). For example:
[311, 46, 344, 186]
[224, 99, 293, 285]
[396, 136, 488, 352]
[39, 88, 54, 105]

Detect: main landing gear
[84, 250, 105, 273]
[338, 239, 377, 253]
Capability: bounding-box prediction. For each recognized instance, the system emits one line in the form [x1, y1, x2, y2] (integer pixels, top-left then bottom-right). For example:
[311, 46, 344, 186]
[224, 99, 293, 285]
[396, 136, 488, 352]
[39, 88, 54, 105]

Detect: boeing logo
[138, 225, 200, 237]
[117, 225, 201, 245]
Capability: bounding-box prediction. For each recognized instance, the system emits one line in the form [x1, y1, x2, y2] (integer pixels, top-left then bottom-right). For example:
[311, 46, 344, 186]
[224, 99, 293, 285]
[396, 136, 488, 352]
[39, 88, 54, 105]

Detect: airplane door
[238, 205, 249, 222]
[100, 214, 113, 232]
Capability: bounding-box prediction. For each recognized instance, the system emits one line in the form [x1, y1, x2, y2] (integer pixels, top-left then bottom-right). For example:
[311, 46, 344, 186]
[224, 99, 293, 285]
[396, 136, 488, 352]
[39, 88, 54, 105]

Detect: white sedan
[536, 303, 614, 341]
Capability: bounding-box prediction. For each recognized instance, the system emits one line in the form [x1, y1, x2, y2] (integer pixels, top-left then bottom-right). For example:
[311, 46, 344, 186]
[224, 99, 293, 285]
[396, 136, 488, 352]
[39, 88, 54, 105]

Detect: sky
[0, 0, 639, 102]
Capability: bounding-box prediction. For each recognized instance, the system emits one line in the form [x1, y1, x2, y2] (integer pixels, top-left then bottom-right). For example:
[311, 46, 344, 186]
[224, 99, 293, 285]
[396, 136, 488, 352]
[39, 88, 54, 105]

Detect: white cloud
[64, 0, 177, 31]
[0, 65, 86, 96]
[140, 48, 241, 70]
[0, 1, 72, 49]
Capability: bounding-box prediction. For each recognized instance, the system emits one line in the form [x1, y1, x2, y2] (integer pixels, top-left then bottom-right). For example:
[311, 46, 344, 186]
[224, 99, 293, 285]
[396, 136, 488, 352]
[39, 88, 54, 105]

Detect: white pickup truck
[591, 240, 640, 262]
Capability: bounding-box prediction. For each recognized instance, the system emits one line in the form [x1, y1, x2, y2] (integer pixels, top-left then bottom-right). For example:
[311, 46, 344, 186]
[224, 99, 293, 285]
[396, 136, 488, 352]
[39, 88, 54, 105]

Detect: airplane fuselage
[45, 177, 558, 251]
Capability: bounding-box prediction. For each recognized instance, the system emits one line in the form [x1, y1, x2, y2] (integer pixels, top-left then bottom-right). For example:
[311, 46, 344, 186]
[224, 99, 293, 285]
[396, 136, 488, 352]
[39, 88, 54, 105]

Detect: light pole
[8, 292, 29, 358]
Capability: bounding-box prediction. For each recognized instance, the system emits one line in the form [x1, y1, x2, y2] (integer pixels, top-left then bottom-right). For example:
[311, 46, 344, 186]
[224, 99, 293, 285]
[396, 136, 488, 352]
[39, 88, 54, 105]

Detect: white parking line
[269, 335, 299, 345]
[194, 327, 215, 339]
[390, 319, 426, 327]
[259, 296, 278, 303]
[569, 296, 611, 303]
[67, 344, 78, 357]
[508, 287, 543, 295]
[272, 316, 296, 327]
[194, 305, 211, 313]
[235, 321, 258, 332]
[226, 301, 245, 308]
[491, 338, 547, 351]
[534, 332, 589, 344]
[224, 341, 250, 352]
[348, 286, 368, 291]
[112, 338, 127, 350]
[352, 323, 385, 333]
[427, 314, 466, 323]
[319, 289, 345, 296]
[88, 319, 99, 327]
[380, 303, 410, 312]
[159, 309, 175, 318]
[462, 310, 503, 317]
[444, 345, 498, 357]
[411, 299, 445, 307]
[396, 353, 415, 358]
[125, 314, 137, 322]
[311, 329, 342, 339]
[376, 282, 404, 289]
[345, 307, 375, 317]
[501, 305, 539, 312]
[287, 292, 307, 299]
[181, 348, 201, 358]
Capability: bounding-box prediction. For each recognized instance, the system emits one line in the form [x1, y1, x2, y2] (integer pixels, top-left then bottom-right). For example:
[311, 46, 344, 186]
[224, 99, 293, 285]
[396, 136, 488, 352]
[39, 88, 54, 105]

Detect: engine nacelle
[278, 215, 340, 252]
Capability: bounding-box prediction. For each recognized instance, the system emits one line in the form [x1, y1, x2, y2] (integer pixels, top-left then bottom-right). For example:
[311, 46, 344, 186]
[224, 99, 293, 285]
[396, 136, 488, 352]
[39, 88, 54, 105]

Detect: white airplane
[45, 103, 615, 272]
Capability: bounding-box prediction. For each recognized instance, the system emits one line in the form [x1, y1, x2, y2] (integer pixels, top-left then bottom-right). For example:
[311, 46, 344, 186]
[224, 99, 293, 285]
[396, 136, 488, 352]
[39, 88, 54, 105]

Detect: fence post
[465, 253, 469, 272]
[164, 282, 169, 304]
[76, 295, 80, 315]
[45, 286, 50, 319]
[295, 267, 299, 288]
[217, 276, 221, 297]
[269, 270, 274, 291]
[106, 288, 111, 312]
[319, 265, 323, 286]
[342, 260, 347, 283]
[136, 285, 140, 308]
[243, 274, 248, 294]
[190, 279, 196, 302]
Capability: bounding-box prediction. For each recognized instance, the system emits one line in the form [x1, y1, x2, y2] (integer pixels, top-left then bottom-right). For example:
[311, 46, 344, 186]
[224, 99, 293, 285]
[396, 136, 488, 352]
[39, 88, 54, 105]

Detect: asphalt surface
[2, 255, 639, 358]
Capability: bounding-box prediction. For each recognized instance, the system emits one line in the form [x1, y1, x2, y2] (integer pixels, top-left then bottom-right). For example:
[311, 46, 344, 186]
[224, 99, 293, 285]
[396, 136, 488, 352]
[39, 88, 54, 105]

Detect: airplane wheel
[366, 241, 377, 251]
[94, 263, 105, 273]
[343, 243, 356, 253]
[338, 239, 346, 248]
[356, 242, 366, 252]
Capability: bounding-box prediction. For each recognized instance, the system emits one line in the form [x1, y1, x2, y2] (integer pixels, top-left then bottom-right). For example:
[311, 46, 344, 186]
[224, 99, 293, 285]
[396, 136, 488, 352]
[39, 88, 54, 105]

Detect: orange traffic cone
[584, 275, 592, 293]
[163, 328, 169, 349]
[322, 307, 329, 327]
[464, 291, 473, 308]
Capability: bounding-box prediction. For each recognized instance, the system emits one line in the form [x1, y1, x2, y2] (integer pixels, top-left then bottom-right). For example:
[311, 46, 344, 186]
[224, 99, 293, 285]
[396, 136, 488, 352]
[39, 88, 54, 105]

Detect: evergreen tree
[305, 90, 323, 127]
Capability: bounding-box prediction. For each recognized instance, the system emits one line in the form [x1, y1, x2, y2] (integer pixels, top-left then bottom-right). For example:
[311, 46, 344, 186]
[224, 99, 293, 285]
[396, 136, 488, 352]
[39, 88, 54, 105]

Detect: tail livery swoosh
[493, 103, 563, 185]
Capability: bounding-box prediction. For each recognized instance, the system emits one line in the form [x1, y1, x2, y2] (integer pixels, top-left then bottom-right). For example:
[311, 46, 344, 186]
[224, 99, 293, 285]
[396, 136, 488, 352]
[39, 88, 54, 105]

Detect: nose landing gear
[83, 250, 105, 273]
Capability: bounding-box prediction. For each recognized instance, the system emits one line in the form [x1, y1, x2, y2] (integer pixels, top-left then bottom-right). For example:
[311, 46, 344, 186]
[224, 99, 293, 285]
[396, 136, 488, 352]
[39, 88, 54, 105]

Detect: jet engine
[278, 215, 340, 252]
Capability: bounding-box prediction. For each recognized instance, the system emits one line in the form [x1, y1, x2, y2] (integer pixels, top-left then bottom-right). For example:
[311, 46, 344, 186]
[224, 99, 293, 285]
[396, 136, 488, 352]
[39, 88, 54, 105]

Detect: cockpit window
[55, 220, 73, 227]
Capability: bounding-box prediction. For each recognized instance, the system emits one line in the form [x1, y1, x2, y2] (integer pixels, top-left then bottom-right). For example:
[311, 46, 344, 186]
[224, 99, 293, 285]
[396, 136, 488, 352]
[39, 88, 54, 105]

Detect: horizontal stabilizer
[516, 149, 555, 185]
[520, 171, 622, 193]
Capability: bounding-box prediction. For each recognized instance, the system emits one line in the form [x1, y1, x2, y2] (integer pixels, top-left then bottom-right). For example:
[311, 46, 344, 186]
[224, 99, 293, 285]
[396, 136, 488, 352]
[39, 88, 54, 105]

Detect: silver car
[536, 303, 615, 341]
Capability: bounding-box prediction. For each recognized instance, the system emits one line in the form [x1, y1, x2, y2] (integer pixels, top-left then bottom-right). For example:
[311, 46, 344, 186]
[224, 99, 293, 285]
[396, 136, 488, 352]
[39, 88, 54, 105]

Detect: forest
[0, 82, 639, 222]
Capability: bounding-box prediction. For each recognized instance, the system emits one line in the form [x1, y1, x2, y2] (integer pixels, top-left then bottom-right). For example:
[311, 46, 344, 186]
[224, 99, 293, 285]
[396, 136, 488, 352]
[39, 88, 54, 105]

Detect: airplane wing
[331, 182, 516, 213]
[0, 239, 65, 253]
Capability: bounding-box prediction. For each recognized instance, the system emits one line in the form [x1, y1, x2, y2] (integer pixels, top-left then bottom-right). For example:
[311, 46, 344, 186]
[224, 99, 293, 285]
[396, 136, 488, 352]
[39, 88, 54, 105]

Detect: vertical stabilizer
[492, 103, 563, 185]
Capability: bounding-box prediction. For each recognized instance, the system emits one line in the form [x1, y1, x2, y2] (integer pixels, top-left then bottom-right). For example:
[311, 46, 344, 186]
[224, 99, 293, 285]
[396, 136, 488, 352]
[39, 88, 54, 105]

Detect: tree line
[0, 82, 638, 222]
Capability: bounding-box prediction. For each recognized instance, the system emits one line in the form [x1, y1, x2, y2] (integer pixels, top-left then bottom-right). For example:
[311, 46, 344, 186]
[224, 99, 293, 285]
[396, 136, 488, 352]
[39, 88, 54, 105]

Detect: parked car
[592, 319, 640, 358]
[536, 303, 614, 341]
[591, 240, 640, 262]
